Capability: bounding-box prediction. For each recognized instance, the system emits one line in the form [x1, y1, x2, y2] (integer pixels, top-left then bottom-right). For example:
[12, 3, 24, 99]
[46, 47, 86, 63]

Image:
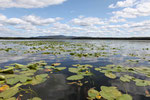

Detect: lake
[0, 39, 150, 100]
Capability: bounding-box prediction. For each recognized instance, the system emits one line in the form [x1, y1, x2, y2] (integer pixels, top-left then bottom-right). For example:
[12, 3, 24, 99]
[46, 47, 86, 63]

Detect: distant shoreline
[0, 37, 150, 40]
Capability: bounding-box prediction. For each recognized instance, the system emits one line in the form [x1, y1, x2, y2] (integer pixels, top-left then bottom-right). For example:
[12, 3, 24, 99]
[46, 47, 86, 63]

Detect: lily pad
[0, 75, 5, 80]
[100, 86, 122, 100]
[134, 79, 148, 86]
[88, 88, 100, 99]
[68, 68, 79, 73]
[116, 94, 132, 100]
[31, 97, 42, 100]
[0, 68, 14, 74]
[67, 75, 84, 80]
[94, 68, 101, 71]
[0, 87, 18, 99]
[120, 76, 130, 82]
[55, 67, 66, 71]
[105, 72, 116, 79]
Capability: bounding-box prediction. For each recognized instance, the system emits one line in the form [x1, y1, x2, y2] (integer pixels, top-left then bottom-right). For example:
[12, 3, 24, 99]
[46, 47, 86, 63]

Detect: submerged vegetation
[0, 40, 150, 100]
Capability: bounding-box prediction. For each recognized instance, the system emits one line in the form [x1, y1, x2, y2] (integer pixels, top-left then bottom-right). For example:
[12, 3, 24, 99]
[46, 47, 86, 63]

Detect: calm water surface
[0, 39, 150, 100]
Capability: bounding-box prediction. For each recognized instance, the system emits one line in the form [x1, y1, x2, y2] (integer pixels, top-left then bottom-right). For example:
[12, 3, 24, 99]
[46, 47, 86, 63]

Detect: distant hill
[0, 35, 150, 40]
[34, 35, 76, 39]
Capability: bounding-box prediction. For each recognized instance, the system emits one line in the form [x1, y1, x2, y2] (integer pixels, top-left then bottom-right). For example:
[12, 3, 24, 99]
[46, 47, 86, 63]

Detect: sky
[0, 0, 150, 37]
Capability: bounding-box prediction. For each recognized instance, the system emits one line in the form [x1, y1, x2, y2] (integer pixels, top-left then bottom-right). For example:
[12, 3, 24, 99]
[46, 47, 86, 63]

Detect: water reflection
[110, 79, 150, 100]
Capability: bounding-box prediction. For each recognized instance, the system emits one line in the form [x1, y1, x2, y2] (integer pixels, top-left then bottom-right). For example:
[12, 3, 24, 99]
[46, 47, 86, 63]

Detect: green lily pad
[0, 75, 5, 80]
[6, 75, 32, 85]
[67, 75, 84, 80]
[120, 76, 130, 82]
[6, 78, 19, 85]
[0, 87, 18, 99]
[55, 67, 66, 71]
[134, 79, 148, 86]
[68, 68, 79, 73]
[13, 63, 25, 69]
[105, 72, 116, 79]
[0, 67, 14, 74]
[116, 94, 132, 100]
[88, 88, 99, 99]
[5, 97, 16, 100]
[94, 68, 101, 71]
[31, 97, 42, 100]
[30, 74, 48, 85]
[100, 86, 122, 100]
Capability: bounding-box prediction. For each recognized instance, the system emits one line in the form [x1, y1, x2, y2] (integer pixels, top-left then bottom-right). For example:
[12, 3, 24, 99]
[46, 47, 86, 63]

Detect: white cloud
[0, 14, 62, 26]
[71, 17, 105, 26]
[0, 13, 150, 37]
[109, 0, 136, 8]
[0, 0, 66, 8]
[15, 24, 37, 31]
[109, 17, 126, 23]
[110, 0, 150, 18]
[23, 15, 62, 26]
[6, 18, 27, 25]
[0, 14, 7, 21]
[53, 22, 70, 30]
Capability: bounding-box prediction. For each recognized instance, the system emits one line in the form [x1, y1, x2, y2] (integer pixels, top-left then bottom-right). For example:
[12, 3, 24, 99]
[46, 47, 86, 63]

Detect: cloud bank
[0, 0, 66, 8]
[0, 0, 150, 37]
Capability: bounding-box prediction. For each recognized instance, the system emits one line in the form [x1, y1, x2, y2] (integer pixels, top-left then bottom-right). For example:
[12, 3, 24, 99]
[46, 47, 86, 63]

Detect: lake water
[0, 39, 150, 100]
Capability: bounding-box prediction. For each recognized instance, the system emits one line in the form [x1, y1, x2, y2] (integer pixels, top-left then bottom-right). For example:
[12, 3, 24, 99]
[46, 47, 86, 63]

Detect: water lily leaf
[27, 64, 38, 70]
[37, 74, 48, 78]
[100, 86, 122, 100]
[6, 97, 16, 100]
[100, 70, 110, 73]
[4, 74, 17, 79]
[20, 70, 36, 76]
[124, 75, 134, 80]
[94, 68, 101, 71]
[68, 68, 79, 73]
[67, 75, 84, 80]
[6, 75, 32, 85]
[134, 79, 148, 86]
[14, 83, 22, 88]
[105, 72, 116, 79]
[13, 63, 25, 69]
[6, 78, 19, 85]
[0, 81, 5, 85]
[116, 94, 132, 100]
[120, 76, 130, 82]
[0, 87, 18, 99]
[31, 97, 42, 100]
[30, 74, 48, 85]
[0, 68, 14, 74]
[0, 75, 5, 80]
[88, 88, 100, 99]
[78, 72, 93, 76]
[55, 67, 66, 71]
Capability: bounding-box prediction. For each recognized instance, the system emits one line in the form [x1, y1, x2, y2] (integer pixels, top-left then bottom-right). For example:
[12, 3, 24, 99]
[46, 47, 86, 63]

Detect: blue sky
[0, 0, 150, 37]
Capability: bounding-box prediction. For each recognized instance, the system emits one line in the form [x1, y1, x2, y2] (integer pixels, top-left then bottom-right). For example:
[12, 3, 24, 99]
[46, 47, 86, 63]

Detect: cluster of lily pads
[88, 86, 132, 100]
[0, 41, 118, 58]
[95, 65, 150, 87]
[0, 41, 150, 63]
[0, 61, 66, 100]
[67, 64, 93, 81]
[0, 41, 150, 100]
